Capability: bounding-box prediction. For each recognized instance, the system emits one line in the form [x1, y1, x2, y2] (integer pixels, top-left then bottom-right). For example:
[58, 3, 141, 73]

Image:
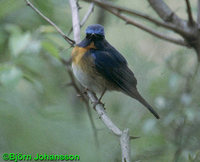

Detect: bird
[71, 24, 160, 119]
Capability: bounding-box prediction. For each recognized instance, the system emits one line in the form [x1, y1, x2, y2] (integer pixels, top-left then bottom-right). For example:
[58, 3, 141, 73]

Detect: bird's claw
[92, 99, 105, 110]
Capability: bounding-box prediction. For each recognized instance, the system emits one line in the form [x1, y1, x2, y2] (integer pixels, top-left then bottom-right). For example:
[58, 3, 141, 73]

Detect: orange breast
[71, 42, 96, 66]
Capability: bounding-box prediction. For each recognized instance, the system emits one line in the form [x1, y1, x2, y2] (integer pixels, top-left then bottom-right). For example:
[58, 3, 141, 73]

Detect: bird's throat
[71, 42, 96, 65]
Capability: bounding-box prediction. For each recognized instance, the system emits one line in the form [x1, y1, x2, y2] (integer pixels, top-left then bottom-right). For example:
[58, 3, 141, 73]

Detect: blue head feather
[85, 24, 104, 35]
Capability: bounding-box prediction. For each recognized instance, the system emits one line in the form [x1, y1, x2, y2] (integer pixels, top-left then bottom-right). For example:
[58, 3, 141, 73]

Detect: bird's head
[85, 24, 105, 40]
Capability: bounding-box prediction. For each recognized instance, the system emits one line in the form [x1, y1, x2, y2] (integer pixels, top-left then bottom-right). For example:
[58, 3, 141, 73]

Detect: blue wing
[90, 49, 137, 95]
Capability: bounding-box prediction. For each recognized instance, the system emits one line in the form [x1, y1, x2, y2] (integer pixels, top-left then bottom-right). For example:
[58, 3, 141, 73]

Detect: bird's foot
[92, 99, 105, 110]
[92, 88, 106, 110]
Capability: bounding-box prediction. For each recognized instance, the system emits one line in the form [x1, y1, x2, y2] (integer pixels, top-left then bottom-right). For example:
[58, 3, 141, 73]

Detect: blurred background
[0, 0, 200, 161]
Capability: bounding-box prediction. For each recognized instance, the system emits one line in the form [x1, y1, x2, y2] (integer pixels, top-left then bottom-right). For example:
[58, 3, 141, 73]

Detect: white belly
[72, 63, 103, 92]
[72, 63, 90, 87]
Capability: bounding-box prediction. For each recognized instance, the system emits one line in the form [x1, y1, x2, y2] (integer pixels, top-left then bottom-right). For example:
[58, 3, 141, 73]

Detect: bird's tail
[131, 91, 160, 119]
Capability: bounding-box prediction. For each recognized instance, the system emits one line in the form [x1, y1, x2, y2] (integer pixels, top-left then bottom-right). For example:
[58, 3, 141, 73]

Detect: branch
[102, 7, 189, 47]
[147, 0, 182, 24]
[69, 0, 81, 44]
[68, 3, 94, 36]
[185, 0, 194, 26]
[87, 91, 122, 136]
[120, 129, 130, 162]
[24, 0, 75, 46]
[198, 0, 200, 24]
[147, 0, 191, 35]
[83, 0, 189, 36]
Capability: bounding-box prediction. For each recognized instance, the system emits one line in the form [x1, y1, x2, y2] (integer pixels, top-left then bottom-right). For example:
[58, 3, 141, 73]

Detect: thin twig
[24, 0, 75, 46]
[102, 7, 189, 47]
[185, 0, 194, 26]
